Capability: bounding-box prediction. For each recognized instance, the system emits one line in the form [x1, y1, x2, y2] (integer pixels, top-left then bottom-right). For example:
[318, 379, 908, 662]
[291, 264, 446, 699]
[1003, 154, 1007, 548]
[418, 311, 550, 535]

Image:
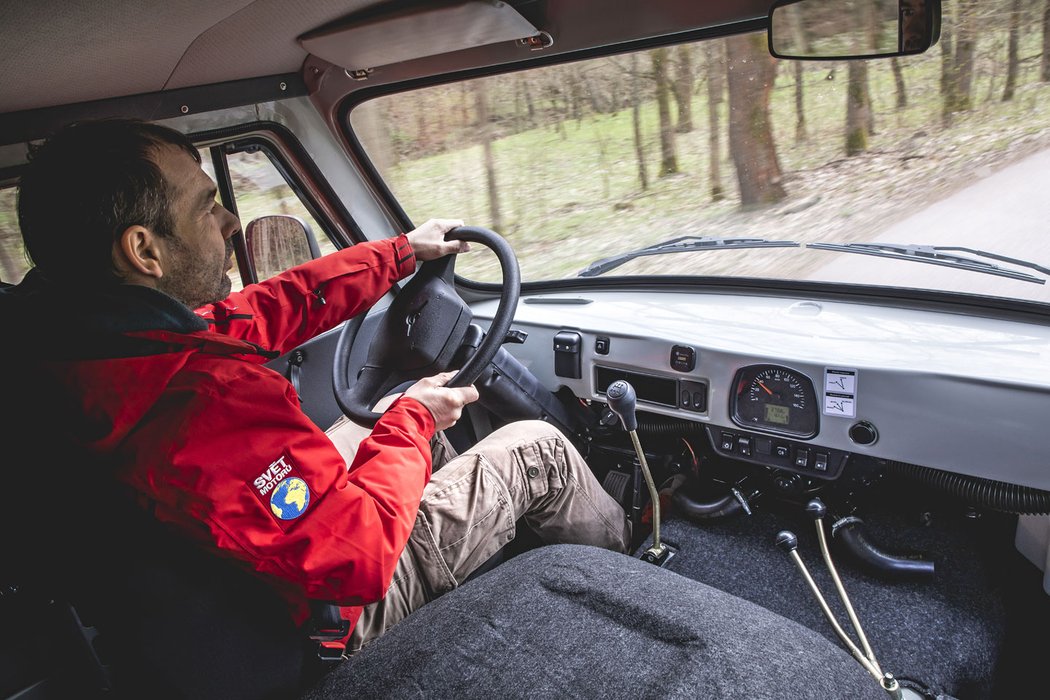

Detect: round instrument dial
[731, 364, 818, 438]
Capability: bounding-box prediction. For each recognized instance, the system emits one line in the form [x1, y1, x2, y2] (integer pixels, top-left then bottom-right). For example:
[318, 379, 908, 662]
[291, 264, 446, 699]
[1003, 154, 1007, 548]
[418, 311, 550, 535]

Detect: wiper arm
[807, 242, 1049, 285]
[577, 236, 800, 278]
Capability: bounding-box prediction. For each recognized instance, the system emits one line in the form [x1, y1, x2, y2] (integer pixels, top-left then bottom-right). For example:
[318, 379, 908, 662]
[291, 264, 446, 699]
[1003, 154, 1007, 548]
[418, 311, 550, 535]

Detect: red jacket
[6, 234, 433, 636]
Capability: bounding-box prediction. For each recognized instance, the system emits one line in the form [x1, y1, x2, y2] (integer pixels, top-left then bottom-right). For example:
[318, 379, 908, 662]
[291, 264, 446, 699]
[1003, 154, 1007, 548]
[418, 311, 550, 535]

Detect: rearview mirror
[768, 0, 940, 60]
[244, 215, 321, 281]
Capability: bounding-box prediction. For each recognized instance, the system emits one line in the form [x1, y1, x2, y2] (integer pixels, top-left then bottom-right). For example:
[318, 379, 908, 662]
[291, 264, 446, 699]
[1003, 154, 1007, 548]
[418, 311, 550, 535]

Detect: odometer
[731, 365, 818, 438]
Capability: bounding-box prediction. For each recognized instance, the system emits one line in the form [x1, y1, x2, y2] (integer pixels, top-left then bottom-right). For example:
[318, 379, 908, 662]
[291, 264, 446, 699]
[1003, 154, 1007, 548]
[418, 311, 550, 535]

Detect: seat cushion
[303, 544, 885, 699]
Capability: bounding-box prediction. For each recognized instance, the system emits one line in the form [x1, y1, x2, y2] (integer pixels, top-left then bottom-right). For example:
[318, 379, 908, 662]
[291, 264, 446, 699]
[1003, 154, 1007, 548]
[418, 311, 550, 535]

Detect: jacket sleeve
[129, 362, 436, 607]
[195, 235, 416, 354]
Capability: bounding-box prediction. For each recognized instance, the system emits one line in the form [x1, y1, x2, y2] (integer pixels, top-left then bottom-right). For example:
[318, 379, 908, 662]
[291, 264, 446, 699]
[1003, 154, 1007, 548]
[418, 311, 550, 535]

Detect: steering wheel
[333, 226, 520, 428]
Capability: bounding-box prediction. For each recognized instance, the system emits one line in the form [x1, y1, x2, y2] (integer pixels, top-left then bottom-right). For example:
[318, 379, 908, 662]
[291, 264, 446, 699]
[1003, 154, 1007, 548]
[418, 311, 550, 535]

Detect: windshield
[350, 7, 1050, 306]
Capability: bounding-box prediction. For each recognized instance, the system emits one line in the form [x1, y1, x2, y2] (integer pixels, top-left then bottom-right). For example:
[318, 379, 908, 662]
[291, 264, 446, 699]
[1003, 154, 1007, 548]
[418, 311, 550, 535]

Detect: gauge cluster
[731, 364, 818, 438]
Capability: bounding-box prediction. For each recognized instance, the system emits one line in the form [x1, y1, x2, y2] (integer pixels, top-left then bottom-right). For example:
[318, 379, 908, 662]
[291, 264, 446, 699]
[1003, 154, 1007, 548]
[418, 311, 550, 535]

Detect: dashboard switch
[720, 432, 735, 451]
[774, 443, 790, 459]
[737, 436, 752, 456]
[814, 453, 829, 471]
[794, 449, 810, 468]
[595, 336, 610, 355]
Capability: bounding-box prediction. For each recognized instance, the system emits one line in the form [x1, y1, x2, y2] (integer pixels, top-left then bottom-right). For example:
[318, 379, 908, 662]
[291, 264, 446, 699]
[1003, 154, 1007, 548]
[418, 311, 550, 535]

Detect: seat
[303, 544, 887, 700]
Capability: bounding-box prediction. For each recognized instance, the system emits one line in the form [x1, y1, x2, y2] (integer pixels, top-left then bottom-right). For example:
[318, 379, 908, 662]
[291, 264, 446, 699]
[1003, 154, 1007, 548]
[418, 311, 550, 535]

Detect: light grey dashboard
[470, 290, 1050, 492]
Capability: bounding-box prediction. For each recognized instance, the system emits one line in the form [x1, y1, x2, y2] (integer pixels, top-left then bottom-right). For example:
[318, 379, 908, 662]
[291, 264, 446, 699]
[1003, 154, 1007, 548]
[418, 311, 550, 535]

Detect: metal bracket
[517, 31, 554, 51]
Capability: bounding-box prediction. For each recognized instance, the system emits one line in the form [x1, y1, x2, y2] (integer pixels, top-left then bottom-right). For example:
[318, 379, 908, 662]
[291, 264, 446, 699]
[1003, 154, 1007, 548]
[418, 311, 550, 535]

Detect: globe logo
[270, 477, 310, 520]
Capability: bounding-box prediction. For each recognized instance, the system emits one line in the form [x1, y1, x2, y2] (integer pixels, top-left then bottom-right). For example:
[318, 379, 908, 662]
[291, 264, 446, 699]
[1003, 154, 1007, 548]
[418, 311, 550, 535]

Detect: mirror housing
[768, 0, 941, 61]
[244, 215, 321, 281]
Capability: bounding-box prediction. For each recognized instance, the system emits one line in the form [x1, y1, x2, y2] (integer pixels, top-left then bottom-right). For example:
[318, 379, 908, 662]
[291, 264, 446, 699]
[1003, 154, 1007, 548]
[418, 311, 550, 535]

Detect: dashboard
[471, 289, 1050, 492]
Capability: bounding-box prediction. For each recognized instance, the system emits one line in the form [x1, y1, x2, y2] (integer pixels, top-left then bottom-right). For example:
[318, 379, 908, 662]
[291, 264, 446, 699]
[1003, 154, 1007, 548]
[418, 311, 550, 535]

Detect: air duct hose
[887, 461, 1050, 515]
[832, 516, 935, 580]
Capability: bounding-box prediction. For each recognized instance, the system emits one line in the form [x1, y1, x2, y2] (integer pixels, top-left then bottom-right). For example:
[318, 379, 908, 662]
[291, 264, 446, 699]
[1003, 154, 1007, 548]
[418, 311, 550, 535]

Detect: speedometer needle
[757, 380, 774, 396]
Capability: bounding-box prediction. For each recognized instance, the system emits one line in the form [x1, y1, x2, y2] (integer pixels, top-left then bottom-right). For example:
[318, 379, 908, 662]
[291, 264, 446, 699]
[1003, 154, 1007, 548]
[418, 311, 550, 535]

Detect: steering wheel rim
[332, 226, 520, 428]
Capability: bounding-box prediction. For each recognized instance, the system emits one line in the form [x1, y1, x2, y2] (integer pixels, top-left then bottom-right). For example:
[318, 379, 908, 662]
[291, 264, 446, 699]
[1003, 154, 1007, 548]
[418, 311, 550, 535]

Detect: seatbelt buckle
[316, 641, 348, 664]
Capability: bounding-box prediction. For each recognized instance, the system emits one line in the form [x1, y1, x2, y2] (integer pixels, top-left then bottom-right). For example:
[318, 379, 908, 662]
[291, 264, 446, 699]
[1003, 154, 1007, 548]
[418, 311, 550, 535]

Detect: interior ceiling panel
[0, 0, 382, 113]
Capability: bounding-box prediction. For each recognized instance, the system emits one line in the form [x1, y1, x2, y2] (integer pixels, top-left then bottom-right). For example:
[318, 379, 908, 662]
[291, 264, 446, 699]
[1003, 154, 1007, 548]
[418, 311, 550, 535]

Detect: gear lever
[776, 498, 906, 698]
[606, 380, 674, 566]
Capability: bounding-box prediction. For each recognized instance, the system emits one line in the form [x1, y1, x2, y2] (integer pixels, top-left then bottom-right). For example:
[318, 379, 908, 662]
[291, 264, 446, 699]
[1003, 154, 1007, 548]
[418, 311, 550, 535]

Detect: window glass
[224, 150, 336, 283]
[0, 186, 29, 285]
[351, 7, 1050, 306]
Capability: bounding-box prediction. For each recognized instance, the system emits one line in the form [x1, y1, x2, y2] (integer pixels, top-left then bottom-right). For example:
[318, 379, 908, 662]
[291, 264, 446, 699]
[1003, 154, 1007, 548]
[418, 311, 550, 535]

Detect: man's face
[153, 145, 240, 309]
[900, 0, 926, 52]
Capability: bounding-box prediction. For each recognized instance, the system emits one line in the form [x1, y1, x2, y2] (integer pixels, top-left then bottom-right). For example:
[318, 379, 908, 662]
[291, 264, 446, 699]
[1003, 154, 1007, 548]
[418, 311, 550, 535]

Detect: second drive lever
[606, 379, 672, 565]
[776, 499, 905, 699]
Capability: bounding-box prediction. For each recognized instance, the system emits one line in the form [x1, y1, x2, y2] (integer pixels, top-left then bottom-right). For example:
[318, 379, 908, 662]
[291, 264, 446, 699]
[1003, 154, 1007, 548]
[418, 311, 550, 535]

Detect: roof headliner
[0, 1, 771, 118]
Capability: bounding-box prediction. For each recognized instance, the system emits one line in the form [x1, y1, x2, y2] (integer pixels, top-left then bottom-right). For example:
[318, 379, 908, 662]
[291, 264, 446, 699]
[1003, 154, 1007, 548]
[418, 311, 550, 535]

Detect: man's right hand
[402, 372, 479, 431]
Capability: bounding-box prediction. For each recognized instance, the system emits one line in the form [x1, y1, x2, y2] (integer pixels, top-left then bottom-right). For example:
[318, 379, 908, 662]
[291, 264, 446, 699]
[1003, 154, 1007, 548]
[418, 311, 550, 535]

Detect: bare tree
[943, 0, 979, 121]
[725, 34, 786, 207]
[651, 48, 679, 176]
[474, 81, 502, 230]
[846, 62, 871, 155]
[672, 45, 695, 133]
[1003, 0, 1023, 101]
[630, 53, 649, 191]
[1043, 0, 1050, 81]
[794, 62, 808, 142]
[890, 58, 907, 109]
[706, 42, 726, 201]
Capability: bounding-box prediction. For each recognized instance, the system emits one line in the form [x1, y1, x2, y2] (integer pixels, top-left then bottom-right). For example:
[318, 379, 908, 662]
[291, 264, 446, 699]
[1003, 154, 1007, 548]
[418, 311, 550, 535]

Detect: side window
[223, 149, 337, 284]
[0, 186, 28, 285]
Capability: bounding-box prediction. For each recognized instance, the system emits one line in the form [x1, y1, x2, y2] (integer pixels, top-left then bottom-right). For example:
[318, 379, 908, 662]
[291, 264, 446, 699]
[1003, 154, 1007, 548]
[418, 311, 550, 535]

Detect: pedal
[602, 469, 631, 504]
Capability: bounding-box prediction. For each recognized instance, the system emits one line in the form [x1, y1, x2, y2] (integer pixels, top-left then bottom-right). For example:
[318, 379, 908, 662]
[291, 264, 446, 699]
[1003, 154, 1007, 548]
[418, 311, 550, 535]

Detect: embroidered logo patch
[270, 477, 310, 520]
[252, 455, 311, 524]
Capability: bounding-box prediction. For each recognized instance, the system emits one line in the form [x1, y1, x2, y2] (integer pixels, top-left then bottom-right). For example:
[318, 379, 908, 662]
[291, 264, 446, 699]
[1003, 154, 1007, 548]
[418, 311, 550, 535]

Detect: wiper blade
[576, 236, 800, 278]
[807, 242, 1049, 285]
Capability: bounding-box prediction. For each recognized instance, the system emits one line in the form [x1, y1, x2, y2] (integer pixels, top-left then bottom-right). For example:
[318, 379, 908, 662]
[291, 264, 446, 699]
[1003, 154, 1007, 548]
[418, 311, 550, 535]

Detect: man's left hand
[406, 218, 472, 261]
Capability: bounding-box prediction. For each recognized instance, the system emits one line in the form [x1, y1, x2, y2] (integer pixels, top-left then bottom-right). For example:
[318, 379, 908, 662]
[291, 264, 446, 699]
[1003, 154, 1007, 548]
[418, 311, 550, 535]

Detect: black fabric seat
[303, 544, 886, 700]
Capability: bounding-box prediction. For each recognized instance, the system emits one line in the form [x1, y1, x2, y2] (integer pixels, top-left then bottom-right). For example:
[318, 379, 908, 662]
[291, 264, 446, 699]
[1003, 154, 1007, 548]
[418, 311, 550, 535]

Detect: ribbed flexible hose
[887, 461, 1050, 515]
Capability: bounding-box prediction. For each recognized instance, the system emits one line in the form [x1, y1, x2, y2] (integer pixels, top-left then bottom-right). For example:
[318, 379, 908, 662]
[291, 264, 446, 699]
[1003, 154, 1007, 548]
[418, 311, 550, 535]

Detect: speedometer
[731, 364, 818, 438]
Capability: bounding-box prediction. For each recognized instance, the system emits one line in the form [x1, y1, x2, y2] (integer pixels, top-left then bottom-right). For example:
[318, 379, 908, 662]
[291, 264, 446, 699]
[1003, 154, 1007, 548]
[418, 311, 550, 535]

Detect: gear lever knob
[606, 379, 638, 431]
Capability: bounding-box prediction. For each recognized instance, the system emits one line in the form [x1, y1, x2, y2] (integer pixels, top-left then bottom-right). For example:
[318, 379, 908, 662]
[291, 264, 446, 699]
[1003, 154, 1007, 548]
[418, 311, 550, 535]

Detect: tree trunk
[891, 58, 907, 109]
[1003, 0, 1022, 101]
[845, 62, 871, 156]
[794, 61, 807, 142]
[1043, 0, 1050, 81]
[940, 6, 956, 125]
[651, 48, 679, 176]
[725, 34, 786, 208]
[672, 45, 695, 133]
[630, 54, 649, 191]
[953, 0, 979, 112]
[706, 42, 725, 201]
[474, 82, 502, 230]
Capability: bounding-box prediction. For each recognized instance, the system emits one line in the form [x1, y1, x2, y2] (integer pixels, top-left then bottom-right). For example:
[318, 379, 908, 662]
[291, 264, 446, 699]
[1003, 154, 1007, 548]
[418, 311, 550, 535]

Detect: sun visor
[299, 1, 540, 72]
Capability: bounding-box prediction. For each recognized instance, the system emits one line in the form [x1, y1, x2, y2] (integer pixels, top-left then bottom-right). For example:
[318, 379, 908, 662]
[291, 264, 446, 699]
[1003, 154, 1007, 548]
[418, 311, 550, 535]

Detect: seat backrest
[6, 474, 311, 700]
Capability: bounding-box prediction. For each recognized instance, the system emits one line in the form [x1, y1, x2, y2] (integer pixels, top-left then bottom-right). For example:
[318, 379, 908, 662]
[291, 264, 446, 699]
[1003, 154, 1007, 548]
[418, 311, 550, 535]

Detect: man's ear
[116, 225, 164, 279]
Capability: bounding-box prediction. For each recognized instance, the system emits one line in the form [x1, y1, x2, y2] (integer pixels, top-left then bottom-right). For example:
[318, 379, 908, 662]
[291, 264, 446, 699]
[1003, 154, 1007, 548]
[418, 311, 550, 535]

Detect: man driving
[3, 118, 630, 656]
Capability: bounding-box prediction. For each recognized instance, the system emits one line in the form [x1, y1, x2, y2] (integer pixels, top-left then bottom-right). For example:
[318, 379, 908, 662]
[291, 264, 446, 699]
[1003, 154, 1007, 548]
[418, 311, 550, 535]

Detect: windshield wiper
[576, 236, 800, 278]
[807, 242, 1050, 285]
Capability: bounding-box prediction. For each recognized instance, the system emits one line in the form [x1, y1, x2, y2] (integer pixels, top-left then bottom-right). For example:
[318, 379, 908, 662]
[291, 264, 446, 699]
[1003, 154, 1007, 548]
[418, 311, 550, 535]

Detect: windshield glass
[350, 6, 1050, 305]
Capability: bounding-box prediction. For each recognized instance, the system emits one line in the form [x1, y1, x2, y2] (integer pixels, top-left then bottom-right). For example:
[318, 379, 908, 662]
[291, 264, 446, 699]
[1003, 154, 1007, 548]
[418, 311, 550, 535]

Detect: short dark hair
[17, 118, 201, 283]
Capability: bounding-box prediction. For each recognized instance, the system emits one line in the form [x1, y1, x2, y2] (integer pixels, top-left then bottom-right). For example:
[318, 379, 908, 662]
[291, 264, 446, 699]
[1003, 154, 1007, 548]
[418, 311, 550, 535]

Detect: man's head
[18, 118, 239, 308]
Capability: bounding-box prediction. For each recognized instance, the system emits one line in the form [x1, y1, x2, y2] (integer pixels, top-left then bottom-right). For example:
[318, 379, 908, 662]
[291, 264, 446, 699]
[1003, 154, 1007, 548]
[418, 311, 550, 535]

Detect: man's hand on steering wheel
[407, 219, 472, 260]
[403, 371, 480, 431]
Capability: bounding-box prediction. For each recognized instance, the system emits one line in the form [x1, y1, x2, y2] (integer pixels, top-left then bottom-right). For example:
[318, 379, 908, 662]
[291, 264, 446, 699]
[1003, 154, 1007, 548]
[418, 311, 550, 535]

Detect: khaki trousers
[325, 416, 631, 653]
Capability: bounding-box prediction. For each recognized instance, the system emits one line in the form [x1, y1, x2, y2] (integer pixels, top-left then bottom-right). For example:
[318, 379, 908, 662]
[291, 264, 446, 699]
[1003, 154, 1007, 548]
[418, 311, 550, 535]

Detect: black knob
[775, 530, 798, 552]
[805, 499, 826, 520]
[849, 421, 878, 445]
[606, 380, 638, 431]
